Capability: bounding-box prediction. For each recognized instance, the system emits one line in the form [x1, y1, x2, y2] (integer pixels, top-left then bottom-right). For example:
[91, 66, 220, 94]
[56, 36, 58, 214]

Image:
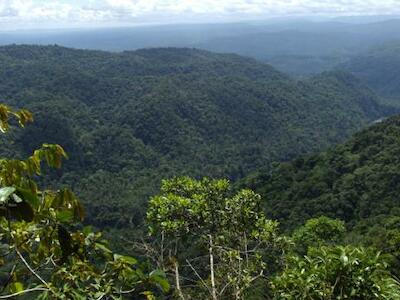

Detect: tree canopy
[0, 104, 168, 299]
[0, 45, 393, 231]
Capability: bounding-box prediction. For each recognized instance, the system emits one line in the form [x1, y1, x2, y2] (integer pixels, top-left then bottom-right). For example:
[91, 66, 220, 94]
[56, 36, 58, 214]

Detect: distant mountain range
[2, 18, 400, 75]
[340, 43, 400, 104]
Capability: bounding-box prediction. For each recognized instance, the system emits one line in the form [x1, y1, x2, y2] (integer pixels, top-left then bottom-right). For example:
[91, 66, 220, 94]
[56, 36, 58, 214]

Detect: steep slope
[244, 115, 400, 231]
[340, 43, 400, 103]
[0, 45, 390, 228]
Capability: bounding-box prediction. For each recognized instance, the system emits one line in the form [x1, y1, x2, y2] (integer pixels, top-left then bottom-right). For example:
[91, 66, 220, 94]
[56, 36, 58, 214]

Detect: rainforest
[1, 8, 400, 300]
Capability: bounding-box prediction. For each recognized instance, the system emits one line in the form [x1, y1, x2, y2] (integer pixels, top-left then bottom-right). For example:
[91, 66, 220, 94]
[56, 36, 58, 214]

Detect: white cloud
[0, 0, 399, 29]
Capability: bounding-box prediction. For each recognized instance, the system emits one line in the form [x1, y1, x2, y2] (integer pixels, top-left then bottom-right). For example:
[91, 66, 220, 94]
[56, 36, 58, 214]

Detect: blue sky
[0, 0, 399, 30]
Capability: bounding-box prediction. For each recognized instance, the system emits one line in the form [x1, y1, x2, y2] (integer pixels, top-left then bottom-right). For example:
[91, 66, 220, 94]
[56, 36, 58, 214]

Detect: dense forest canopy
[245, 114, 400, 233]
[1, 3, 400, 297]
[240, 113, 400, 291]
[0, 37, 400, 298]
[0, 45, 393, 230]
[340, 43, 400, 104]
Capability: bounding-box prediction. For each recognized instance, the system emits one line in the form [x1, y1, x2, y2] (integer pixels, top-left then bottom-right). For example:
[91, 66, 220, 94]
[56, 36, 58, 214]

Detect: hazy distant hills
[2, 19, 400, 75]
[340, 43, 400, 104]
[0, 45, 390, 228]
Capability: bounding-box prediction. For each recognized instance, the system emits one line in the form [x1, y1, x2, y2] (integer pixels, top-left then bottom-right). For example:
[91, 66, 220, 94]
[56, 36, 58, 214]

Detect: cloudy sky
[0, 0, 399, 30]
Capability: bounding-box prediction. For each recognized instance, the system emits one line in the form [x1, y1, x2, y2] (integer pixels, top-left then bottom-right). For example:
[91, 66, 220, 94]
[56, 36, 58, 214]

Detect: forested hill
[0, 45, 391, 229]
[340, 43, 400, 104]
[244, 115, 400, 232]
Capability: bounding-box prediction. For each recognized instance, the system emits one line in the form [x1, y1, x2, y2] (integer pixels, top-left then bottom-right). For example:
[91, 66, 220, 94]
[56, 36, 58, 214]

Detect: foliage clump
[272, 246, 400, 299]
[147, 177, 280, 299]
[0, 104, 168, 299]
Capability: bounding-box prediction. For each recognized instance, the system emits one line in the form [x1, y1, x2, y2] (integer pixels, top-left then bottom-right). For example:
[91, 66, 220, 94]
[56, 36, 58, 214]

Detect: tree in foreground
[147, 177, 280, 300]
[0, 104, 169, 299]
[273, 217, 400, 299]
[273, 245, 400, 299]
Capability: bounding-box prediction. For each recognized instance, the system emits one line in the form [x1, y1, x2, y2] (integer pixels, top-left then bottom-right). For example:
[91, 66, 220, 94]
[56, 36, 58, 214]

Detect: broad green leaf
[114, 254, 138, 265]
[56, 210, 74, 223]
[141, 291, 156, 300]
[340, 254, 349, 265]
[11, 194, 23, 203]
[95, 242, 113, 254]
[149, 270, 170, 292]
[0, 187, 15, 204]
[16, 187, 39, 208]
[74, 200, 85, 221]
[83, 226, 94, 235]
[9, 281, 24, 293]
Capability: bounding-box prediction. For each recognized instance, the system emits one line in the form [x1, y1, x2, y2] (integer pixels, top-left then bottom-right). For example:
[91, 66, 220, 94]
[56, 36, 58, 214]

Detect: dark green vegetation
[272, 245, 400, 299]
[341, 43, 400, 104]
[147, 178, 400, 299]
[244, 114, 400, 278]
[246, 115, 400, 230]
[0, 45, 392, 230]
[0, 104, 169, 299]
[1, 43, 400, 298]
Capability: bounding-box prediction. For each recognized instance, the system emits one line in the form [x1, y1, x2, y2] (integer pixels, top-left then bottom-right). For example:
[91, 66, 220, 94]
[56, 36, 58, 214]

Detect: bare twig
[0, 265, 16, 294]
[15, 248, 50, 289]
[219, 281, 232, 296]
[119, 287, 136, 294]
[185, 259, 212, 296]
[0, 287, 48, 299]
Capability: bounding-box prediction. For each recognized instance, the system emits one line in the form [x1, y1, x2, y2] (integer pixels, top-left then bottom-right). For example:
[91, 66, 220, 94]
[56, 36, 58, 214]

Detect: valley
[1, 12, 400, 299]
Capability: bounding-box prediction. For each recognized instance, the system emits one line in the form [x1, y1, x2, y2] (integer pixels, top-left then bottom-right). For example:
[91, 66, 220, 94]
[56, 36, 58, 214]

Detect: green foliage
[272, 246, 400, 299]
[247, 115, 400, 232]
[0, 45, 391, 231]
[0, 104, 32, 133]
[0, 104, 168, 299]
[148, 177, 280, 299]
[291, 216, 346, 255]
[148, 177, 278, 243]
[341, 43, 400, 103]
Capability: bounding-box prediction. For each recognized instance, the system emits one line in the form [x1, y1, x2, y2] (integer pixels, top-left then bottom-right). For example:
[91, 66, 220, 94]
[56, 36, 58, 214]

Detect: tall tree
[147, 177, 279, 299]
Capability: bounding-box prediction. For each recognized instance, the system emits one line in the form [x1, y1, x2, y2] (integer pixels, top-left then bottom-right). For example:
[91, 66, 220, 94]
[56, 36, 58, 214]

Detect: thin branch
[219, 281, 232, 296]
[161, 231, 165, 264]
[15, 248, 50, 289]
[0, 287, 48, 299]
[119, 287, 136, 294]
[0, 265, 16, 294]
[185, 259, 212, 296]
[237, 271, 264, 295]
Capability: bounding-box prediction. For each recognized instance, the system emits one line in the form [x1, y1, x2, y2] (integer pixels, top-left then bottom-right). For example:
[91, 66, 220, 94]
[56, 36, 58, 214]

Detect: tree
[272, 245, 400, 299]
[0, 103, 169, 299]
[147, 177, 279, 300]
[291, 216, 346, 255]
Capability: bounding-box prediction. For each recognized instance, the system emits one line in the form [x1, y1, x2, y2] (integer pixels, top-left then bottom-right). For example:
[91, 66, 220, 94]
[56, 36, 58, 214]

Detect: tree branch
[15, 248, 50, 289]
[0, 287, 48, 299]
[185, 259, 212, 296]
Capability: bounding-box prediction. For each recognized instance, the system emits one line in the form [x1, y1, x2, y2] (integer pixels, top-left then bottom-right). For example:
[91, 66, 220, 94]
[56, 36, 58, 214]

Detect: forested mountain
[0, 45, 391, 229]
[244, 114, 400, 233]
[341, 43, 400, 104]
